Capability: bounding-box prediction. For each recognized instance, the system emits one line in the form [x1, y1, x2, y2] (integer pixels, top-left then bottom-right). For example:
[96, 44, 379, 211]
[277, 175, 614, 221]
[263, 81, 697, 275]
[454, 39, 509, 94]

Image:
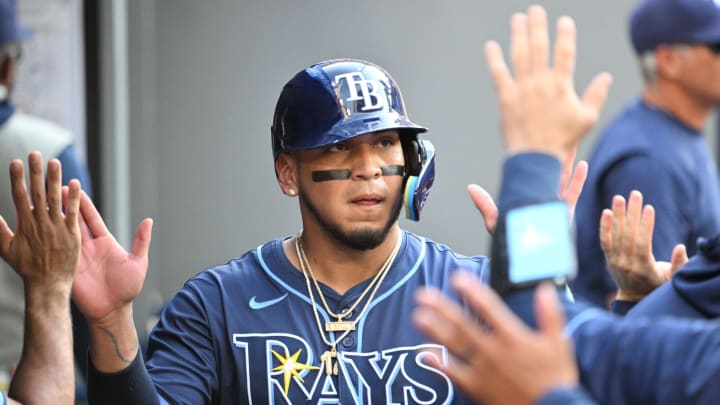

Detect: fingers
[528, 5, 549, 72]
[467, 184, 498, 234]
[560, 147, 578, 189]
[451, 271, 528, 338]
[510, 13, 530, 79]
[610, 195, 626, 258]
[599, 208, 613, 255]
[637, 202, 655, 258]
[28, 152, 48, 221]
[485, 40, 513, 96]
[622, 191, 643, 258]
[413, 286, 491, 365]
[64, 181, 82, 233]
[534, 283, 566, 339]
[79, 190, 110, 238]
[580, 72, 613, 116]
[64, 188, 91, 242]
[47, 159, 63, 221]
[130, 218, 154, 259]
[553, 16, 576, 79]
[669, 244, 688, 275]
[410, 334, 477, 397]
[9, 160, 31, 220]
[413, 288, 473, 347]
[562, 160, 588, 212]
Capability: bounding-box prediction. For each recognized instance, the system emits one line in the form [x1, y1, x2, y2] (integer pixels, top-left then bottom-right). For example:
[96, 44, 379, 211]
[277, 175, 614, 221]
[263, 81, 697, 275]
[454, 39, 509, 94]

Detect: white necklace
[295, 231, 401, 375]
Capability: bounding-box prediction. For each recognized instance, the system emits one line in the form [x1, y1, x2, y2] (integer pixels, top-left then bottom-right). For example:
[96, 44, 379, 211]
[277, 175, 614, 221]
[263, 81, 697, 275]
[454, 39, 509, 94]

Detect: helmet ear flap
[403, 139, 435, 221]
[401, 136, 422, 177]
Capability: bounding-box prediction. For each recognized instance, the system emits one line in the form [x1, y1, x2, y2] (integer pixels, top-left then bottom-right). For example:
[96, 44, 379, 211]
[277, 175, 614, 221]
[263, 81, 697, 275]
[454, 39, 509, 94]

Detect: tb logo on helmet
[334, 72, 387, 113]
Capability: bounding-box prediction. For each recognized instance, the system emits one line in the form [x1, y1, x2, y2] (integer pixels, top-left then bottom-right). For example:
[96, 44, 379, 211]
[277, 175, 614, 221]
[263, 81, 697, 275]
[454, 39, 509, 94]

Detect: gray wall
[123, 0, 653, 330]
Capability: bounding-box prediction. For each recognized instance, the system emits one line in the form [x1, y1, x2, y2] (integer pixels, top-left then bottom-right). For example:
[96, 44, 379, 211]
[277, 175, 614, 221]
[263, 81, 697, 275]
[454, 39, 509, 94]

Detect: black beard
[298, 188, 403, 251]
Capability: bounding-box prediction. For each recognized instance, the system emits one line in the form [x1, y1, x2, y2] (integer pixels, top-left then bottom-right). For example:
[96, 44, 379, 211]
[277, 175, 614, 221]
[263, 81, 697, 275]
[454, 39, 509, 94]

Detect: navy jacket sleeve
[87, 351, 161, 405]
[506, 288, 720, 404]
[498, 152, 720, 404]
[498, 153, 561, 212]
[609, 300, 636, 316]
[571, 311, 720, 404]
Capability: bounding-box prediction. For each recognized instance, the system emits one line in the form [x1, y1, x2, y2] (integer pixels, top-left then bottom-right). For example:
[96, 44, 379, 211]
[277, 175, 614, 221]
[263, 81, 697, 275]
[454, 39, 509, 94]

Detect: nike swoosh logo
[249, 294, 288, 310]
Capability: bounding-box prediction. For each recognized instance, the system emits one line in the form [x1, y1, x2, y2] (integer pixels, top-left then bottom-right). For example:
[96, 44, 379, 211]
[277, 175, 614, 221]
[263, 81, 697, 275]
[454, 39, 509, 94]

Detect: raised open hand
[413, 273, 577, 405]
[0, 152, 81, 290]
[468, 147, 588, 234]
[599, 190, 688, 301]
[71, 190, 153, 324]
[485, 5, 612, 160]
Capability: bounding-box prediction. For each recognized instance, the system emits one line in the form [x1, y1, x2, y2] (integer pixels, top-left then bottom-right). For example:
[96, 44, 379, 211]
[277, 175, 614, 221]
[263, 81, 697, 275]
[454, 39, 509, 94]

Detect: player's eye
[327, 143, 348, 152]
[377, 138, 396, 148]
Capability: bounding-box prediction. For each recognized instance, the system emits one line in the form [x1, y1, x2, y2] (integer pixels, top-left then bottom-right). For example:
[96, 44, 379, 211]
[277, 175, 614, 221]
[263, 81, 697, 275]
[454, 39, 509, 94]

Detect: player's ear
[654, 45, 684, 80]
[276, 152, 298, 197]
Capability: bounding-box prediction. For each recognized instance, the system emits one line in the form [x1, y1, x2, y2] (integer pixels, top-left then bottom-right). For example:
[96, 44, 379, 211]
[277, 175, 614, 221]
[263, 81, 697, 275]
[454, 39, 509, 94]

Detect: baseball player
[69, 4, 611, 403]
[574, 0, 720, 308]
[75, 58, 489, 404]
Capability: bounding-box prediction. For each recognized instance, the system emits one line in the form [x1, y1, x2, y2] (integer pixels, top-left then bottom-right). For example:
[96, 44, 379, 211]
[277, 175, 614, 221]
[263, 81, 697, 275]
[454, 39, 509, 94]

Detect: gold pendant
[320, 346, 338, 375]
[325, 321, 356, 332]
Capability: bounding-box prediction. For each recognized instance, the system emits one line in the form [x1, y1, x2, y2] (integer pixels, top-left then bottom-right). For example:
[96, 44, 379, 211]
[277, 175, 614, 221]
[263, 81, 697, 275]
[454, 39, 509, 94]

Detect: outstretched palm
[71, 191, 153, 323]
[485, 7, 612, 160]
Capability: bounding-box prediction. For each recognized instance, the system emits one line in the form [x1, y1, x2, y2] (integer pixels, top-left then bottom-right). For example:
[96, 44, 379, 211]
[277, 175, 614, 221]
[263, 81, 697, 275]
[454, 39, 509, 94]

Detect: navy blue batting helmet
[271, 59, 435, 221]
[271, 59, 427, 157]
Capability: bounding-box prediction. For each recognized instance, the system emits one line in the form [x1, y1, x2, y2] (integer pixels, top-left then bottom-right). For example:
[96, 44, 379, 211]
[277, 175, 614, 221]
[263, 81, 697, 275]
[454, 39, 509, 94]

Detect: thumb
[130, 218, 154, 259]
[467, 184, 498, 234]
[669, 244, 688, 276]
[580, 72, 613, 117]
[535, 283, 566, 339]
[0, 215, 14, 261]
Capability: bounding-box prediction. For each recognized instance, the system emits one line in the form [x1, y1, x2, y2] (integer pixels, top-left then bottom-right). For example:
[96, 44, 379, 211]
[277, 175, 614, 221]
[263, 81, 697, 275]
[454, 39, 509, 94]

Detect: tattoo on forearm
[99, 326, 138, 364]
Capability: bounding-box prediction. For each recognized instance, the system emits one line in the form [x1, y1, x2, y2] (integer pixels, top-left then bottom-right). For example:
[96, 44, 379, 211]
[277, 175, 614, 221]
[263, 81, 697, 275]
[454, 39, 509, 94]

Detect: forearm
[498, 153, 561, 212]
[85, 305, 162, 403]
[88, 305, 140, 373]
[9, 284, 74, 405]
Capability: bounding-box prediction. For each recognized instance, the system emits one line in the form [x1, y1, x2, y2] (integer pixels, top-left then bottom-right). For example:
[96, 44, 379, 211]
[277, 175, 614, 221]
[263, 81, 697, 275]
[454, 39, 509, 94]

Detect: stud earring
[288, 188, 296, 196]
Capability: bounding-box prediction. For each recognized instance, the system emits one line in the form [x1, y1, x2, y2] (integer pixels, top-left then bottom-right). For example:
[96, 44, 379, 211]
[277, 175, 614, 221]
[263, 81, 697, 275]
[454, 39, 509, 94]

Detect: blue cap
[630, 0, 720, 54]
[0, 0, 31, 46]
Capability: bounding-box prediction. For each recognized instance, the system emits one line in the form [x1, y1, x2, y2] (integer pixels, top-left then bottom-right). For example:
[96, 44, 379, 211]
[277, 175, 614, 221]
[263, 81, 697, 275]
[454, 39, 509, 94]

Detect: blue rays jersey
[144, 231, 488, 404]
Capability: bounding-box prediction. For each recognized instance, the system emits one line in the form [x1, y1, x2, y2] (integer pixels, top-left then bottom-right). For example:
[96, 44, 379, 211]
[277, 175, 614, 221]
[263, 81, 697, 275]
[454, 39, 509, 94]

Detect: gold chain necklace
[296, 232, 396, 332]
[295, 231, 401, 375]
